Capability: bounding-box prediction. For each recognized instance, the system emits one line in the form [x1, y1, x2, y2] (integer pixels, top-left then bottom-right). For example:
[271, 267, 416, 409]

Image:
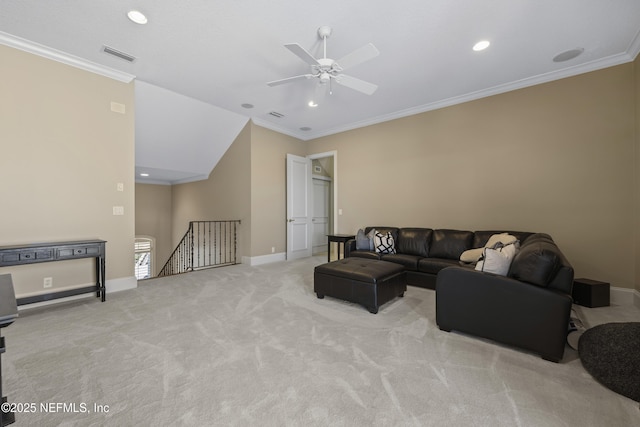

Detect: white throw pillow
[475, 242, 518, 276]
[374, 231, 396, 254]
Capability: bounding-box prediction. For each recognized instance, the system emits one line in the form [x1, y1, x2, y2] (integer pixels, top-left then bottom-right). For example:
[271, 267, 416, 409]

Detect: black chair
[0, 274, 18, 426]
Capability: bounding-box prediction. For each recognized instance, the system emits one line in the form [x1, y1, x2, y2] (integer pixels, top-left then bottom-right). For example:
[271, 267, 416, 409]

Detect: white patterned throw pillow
[374, 231, 396, 254]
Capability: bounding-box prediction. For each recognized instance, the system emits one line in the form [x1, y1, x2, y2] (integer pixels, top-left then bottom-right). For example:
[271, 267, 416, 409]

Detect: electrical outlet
[43, 277, 53, 288]
[271, 247, 275, 253]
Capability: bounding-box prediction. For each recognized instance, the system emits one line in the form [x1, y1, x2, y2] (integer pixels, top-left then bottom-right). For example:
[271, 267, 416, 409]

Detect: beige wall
[250, 124, 307, 257]
[135, 184, 173, 275]
[307, 63, 636, 290]
[170, 121, 252, 259]
[154, 122, 306, 260]
[0, 45, 135, 298]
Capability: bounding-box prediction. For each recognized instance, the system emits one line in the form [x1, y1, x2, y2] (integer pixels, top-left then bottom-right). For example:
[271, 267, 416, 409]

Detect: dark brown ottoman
[314, 258, 406, 314]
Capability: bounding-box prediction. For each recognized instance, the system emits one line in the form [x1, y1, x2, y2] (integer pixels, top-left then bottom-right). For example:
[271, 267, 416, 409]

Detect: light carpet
[3, 256, 639, 426]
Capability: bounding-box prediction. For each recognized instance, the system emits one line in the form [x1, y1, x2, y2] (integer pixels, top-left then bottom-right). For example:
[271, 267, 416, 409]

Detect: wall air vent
[268, 111, 284, 118]
[102, 45, 136, 63]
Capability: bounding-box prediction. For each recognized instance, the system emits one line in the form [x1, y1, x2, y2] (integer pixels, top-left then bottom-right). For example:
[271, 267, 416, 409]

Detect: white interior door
[286, 154, 313, 260]
[312, 178, 330, 255]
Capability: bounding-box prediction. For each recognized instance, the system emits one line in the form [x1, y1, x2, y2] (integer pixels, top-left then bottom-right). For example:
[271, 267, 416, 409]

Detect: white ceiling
[2, 1, 640, 184]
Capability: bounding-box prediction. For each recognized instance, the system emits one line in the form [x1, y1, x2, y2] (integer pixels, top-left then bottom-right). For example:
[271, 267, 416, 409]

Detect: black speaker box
[572, 278, 610, 308]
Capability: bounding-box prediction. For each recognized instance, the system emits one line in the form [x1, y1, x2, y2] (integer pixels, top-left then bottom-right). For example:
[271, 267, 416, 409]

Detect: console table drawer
[0, 249, 54, 265]
[57, 245, 103, 259]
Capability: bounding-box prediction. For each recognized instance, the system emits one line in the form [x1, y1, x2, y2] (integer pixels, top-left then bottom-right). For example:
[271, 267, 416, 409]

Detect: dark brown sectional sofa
[345, 226, 574, 361]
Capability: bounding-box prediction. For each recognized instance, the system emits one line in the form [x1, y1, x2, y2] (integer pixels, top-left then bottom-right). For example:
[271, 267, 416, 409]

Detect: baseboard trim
[242, 252, 286, 266]
[17, 276, 137, 311]
[108, 276, 137, 293]
[634, 290, 640, 310]
[18, 292, 94, 311]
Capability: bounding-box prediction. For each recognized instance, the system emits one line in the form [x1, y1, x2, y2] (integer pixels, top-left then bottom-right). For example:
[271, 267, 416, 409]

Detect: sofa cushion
[374, 231, 396, 254]
[397, 228, 432, 257]
[418, 257, 461, 275]
[509, 239, 561, 287]
[349, 250, 381, 260]
[381, 253, 421, 271]
[429, 229, 474, 260]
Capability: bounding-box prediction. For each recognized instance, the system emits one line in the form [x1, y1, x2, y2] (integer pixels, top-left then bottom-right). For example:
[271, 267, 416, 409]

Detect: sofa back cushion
[508, 233, 562, 287]
[397, 228, 432, 257]
[430, 229, 473, 260]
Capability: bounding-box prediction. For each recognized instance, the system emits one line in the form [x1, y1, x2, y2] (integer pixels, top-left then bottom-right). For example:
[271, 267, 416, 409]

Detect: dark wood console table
[0, 240, 106, 305]
[326, 234, 355, 262]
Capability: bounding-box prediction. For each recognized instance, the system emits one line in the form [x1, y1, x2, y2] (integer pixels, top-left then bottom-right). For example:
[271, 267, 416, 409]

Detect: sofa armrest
[436, 267, 572, 362]
[345, 239, 357, 257]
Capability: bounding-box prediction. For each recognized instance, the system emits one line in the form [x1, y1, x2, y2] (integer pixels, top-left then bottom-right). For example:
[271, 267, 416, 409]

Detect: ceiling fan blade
[335, 43, 380, 71]
[284, 43, 320, 66]
[334, 74, 378, 95]
[267, 74, 313, 87]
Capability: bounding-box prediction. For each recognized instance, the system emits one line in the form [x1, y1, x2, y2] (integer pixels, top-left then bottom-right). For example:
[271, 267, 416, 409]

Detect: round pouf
[578, 322, 640, 402]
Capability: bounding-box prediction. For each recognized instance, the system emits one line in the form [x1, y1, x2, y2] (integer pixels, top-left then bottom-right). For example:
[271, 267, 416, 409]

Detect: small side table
[573, 278, 610, 308]
[326, 234, 356, 262]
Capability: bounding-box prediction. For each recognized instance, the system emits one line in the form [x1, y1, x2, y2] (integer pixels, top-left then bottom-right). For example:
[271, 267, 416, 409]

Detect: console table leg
[100, 258, 106, 302]
[95, 257, 101, 299]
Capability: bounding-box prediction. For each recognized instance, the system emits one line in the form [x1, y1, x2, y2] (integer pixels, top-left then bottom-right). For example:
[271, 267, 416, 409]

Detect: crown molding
[0, 31, 135, 83]
[250, 117, 308, 141]
[627, 28, 640, 61]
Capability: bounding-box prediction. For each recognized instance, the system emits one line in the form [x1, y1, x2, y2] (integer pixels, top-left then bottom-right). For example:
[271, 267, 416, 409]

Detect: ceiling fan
[267, 26, 380, 95]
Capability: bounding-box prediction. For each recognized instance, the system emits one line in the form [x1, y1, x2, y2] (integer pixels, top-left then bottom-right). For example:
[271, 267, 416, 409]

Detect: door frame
[307, 150, 338, 235]
[311, 175, 332, 255]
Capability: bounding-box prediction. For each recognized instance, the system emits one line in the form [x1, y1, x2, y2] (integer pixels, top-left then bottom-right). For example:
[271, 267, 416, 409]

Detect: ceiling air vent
[102, 45, 136, 63]
[268, 111, 284, 118]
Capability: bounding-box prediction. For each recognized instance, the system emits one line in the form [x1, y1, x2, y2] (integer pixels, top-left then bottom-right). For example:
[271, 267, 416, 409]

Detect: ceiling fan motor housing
[318, 26, 332, 39]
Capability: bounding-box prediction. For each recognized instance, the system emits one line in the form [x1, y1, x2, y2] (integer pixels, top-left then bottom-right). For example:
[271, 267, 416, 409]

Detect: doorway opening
[308, 151, 338, 259]
[134, 236, 155, 280]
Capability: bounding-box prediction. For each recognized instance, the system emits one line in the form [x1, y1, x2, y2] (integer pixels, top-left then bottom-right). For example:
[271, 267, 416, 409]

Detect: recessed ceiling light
[140, 173, 149, 177]
[473, 40, 490, 51]
[308, 101, 318, 107]
[241, 103, 254, 109]
[553, 48, 584, 62]
[127, 10, 148, 25]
